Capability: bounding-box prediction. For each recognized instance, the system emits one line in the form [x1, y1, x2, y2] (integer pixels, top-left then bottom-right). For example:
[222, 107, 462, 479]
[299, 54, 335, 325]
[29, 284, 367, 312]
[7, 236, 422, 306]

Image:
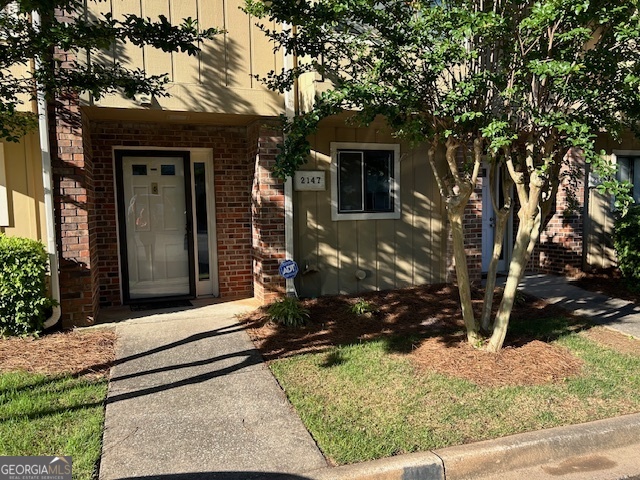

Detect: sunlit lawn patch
[269, 326, 640, 465]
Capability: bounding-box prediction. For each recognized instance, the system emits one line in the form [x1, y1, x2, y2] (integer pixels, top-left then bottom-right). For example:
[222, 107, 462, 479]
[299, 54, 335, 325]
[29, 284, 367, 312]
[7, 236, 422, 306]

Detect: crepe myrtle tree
[0, 0, 220, 142]
[246, 0, 639, 351]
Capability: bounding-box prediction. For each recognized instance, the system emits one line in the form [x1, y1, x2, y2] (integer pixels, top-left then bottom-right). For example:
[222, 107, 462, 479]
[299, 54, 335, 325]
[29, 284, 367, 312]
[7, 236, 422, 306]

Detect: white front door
[481, 165, 510, 273]
[118, 152, 194, 301]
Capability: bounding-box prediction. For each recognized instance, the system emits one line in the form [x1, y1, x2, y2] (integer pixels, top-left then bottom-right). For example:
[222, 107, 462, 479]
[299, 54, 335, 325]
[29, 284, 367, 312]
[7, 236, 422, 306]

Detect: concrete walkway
[518, 273, 640, 338]
[98, 299, 327, 480]
[97, 277, 640, 480]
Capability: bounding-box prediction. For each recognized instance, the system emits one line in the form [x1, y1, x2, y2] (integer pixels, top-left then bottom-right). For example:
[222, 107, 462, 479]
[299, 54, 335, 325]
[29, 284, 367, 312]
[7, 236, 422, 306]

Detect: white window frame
[330, 142, 401, 221]
[0, 143, 9, 227]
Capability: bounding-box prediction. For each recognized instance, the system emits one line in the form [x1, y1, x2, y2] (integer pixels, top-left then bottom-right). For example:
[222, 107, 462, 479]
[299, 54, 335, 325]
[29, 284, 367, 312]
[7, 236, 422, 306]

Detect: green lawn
[0, 371, 108, 480]
[270, 327, 640, 465]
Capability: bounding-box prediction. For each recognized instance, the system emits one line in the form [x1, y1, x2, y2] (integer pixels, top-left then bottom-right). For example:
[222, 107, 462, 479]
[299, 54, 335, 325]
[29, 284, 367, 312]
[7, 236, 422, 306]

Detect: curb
[304, 413, 640, 480]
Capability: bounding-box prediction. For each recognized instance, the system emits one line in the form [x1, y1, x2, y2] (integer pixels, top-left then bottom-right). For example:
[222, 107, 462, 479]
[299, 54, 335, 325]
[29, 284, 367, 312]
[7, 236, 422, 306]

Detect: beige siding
[585, 189, 616, 269]
[0, 133, 46, 241]
[294, 123, 446, 298]
[87, 0, 283, 116]
[584, 134, 640, 270]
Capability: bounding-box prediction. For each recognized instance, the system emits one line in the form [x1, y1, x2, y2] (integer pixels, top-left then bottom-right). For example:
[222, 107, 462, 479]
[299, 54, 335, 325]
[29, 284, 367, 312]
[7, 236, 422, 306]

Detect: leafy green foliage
[0, 0, 221, 141]
[0, 235, 56, 336]
[614, 205, 640, 291]
[348, 298, 379, 316]
[247, 0, 640, 188]
[266, 297, 310, 327]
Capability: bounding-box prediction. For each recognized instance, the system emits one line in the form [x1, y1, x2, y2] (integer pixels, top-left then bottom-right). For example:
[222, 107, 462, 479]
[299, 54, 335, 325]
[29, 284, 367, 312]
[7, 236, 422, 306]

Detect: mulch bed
[410, 337, 583, 387]
[0, 330, 116, 378]
[242, 284, 591, 387]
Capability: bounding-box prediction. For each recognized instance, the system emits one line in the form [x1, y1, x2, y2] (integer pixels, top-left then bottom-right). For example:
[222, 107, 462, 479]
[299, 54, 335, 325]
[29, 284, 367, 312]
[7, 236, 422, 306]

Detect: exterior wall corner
[249, 121, 286, 304]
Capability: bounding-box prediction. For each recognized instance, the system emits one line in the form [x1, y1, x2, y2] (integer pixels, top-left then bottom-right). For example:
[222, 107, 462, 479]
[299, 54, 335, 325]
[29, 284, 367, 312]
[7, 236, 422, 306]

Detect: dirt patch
[569, 268, 640, 305]
[243, 284, 590, 386]
[583, 326, 640, 356]
[0, 330, 116, 378]
[410, 337, 583, 387]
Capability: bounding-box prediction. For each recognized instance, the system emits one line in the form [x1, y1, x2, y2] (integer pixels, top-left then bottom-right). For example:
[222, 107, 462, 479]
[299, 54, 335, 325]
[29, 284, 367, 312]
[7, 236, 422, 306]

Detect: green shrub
[614, 205, 640, 292]
[348, 298, 379, 316]
[266, 297, 310, 327]
[0, 235, 56, 336]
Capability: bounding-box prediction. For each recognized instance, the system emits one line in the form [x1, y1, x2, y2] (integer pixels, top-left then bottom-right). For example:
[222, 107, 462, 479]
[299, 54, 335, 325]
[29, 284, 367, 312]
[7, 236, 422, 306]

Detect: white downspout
[33, 10, 61, 328]
[283, 22, 296, 297]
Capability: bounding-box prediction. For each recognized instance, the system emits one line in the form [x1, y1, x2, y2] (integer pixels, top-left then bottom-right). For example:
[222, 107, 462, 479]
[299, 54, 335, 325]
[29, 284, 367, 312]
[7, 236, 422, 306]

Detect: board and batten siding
[86, 0, 283, 116]
[294, 125, 447, 298]
[0, 133, 46, 241]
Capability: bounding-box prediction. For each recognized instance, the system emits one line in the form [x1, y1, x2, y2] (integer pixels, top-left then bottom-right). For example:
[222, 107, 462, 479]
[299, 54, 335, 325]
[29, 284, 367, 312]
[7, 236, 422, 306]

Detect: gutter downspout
[283, 22, 296, 297]
[33, 10, 61, 329]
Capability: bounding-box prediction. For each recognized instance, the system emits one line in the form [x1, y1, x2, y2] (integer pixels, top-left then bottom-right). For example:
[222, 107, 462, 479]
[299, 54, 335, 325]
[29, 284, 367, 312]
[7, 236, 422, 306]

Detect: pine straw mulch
[243, 284, 595, 387]
[410, 338, 583, 387]
[0, 329, 117, 379]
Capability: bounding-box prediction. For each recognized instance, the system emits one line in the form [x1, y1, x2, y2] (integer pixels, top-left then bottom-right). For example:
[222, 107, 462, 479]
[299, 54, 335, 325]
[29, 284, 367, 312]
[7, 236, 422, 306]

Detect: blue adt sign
[279, 260, 299, 279]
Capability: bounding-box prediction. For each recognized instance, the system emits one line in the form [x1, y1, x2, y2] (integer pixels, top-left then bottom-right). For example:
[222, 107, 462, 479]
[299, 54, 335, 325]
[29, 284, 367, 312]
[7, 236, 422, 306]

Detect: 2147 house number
[294, 171, 326, 191]
[300, 175, 322, 185]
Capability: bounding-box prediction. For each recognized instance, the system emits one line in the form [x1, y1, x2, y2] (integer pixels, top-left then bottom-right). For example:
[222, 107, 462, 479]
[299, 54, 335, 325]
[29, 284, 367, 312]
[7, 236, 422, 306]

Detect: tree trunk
[449, 209, 480, 344]
[480, 208, 509, 331]
[486, 211, 539, 352]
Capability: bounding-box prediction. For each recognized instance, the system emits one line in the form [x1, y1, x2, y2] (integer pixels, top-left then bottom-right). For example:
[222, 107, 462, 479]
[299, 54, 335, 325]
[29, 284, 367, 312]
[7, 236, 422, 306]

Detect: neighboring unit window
[331, 143, 400, 221]
[0, 143, 9, 227]
[617, 156, 640, 203]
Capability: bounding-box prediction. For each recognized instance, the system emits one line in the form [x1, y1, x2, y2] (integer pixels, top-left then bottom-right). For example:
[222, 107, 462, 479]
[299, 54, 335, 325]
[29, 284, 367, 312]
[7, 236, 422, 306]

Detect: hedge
[0, 234, 56, 336]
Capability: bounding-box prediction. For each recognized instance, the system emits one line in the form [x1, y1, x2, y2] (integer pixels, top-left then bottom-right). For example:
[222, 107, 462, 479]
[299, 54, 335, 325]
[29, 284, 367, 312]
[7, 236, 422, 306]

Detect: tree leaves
[0, 0, 221, 141]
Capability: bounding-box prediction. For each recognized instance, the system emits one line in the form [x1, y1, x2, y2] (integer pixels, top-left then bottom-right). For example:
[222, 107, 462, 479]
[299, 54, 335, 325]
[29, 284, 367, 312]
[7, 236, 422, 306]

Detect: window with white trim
[0, 143, 9, 227]
[616, 154, 640, 203]
[331, 142, 400, 220]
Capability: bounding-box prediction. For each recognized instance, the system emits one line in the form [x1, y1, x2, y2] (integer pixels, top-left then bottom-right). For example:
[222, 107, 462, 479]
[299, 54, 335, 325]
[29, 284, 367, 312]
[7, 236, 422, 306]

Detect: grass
[269, 319, 640, 465]
[0, 371, 109, 480]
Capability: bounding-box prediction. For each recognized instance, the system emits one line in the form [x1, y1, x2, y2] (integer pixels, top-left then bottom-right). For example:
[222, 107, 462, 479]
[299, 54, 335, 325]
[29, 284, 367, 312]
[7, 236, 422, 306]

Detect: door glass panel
[194, 162, 210, 281]
[123, 156, 190, 299]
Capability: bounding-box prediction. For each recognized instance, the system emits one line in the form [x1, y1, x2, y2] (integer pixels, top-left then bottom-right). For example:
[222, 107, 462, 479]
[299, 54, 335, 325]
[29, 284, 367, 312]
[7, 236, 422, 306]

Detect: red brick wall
[50, 96, 98, 327]
[51, 7, 100, 327]
[463, 182, 483, 283]
[90, 120, 259, 306]
[530, 149, 585, 275]
[249, 122, 286, 303]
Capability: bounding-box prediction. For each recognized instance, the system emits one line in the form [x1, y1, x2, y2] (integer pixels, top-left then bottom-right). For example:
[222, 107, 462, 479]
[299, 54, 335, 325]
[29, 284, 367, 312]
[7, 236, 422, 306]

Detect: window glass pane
[618, 157, 632, 182]
[132, 164, 147, 176]
[161, 164, 176, 176]
[338, 151, 363, 212]
[194, 162, 209, 280]
[364, 151, 393, 212]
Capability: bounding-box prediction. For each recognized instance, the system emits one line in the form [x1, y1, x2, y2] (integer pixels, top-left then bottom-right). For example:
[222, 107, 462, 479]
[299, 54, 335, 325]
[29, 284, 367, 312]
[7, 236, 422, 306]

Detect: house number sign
[294, 171, 326, 191]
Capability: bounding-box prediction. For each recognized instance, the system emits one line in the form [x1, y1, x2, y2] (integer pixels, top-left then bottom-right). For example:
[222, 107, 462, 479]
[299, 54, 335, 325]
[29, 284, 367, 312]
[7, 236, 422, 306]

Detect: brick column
[531, 148, 586, 275]
[50, 51, 98, 327]
[250, 122, 286, 304]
